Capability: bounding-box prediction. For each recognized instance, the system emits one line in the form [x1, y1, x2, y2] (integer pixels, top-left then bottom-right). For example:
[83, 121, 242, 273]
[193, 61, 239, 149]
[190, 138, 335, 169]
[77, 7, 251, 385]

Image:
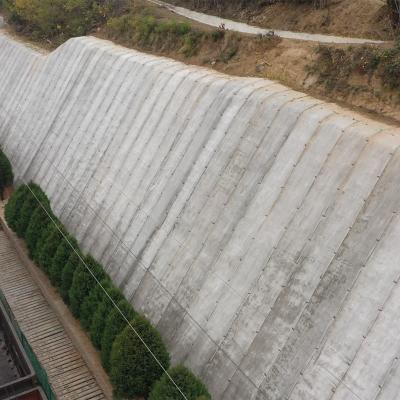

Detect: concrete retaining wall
[1, 33, 400, 400]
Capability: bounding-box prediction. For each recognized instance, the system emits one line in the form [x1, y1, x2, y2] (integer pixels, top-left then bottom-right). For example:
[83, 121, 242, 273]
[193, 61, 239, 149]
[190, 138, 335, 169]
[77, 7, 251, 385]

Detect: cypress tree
[15, 183, 50, 238]
[48, 234, 78, 287]
[60, 251, 83, 304]
[68, 255, 107, 318]
[89, 285, 124, 349]
[149, 365, 211, 400]
[101, 299, 137, 372]
[5, 185, 29, 231]
[80, 279, 112, 332]
[25, 206, 52, 258]
[37, 222, 65, 273]
[110, 315, 170, 399]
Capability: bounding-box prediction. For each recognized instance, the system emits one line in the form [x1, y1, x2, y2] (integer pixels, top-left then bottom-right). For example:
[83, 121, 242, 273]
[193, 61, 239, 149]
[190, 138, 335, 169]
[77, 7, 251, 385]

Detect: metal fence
[0, 290, 57, 400]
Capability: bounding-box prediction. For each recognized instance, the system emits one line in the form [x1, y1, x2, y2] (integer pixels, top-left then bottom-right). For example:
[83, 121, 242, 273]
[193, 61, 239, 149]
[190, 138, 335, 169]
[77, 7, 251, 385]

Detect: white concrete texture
[148, 0, 386, 44]
[1, 34, 400, 400]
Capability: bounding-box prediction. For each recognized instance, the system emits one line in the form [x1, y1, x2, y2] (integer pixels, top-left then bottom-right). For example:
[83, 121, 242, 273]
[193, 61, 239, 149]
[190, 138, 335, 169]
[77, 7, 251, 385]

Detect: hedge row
[5, 183, 211, 400]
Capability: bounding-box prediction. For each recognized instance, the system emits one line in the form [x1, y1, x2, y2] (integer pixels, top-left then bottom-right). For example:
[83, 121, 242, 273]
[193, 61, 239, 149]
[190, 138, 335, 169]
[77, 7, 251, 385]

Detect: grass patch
[106, 10, 205, 57]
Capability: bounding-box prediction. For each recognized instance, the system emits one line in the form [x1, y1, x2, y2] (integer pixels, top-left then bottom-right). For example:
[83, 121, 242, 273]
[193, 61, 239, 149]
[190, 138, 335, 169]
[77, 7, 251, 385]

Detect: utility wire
[4, 129, 262, 393]
[22, 180, 190, 400]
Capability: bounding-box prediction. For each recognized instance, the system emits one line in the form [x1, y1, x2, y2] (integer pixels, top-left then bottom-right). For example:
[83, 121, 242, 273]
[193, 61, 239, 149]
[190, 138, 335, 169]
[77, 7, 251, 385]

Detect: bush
[68, 254, 107, 318]
[80, 279, 112, 332]
[60, 251, 84, 304]
[380, 39, 400, 88]
[37, 222, 65, 273]
[25, 206, 52, 258]
[0, 149, 13, 200]
[48, 234, 78, 287]
[89, 285, 124, 349]
[5, 184, 30, 232]
[101, 299, 137, 371]
[110, 315, 170, 399]
[149, 365, 211, 400]
[15, 183, 49, 238]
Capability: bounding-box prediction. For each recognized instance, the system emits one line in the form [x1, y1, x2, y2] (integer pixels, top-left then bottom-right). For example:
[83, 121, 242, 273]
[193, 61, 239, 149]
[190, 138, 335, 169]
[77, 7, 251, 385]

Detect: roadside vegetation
[310, 38, 400, 92]
[3, 153, 211, 400]
[106, 11, 204, 57]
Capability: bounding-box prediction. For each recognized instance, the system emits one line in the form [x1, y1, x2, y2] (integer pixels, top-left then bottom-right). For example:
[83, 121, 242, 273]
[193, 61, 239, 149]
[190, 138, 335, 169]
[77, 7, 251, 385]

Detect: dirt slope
[166, 0, 395, 40]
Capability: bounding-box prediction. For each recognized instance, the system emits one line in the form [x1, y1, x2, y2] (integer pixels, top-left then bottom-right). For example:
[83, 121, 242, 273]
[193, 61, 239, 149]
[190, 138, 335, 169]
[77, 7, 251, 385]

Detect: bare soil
[165, 0, 396, 40]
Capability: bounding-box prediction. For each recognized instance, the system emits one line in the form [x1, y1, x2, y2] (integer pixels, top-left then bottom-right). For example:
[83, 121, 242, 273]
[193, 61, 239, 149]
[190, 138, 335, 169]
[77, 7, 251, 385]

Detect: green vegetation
[110, 315, 170, 399]
[311, 39, 400, 92]
[48, 235, 78, 287]
[0, 149, 13, 200]
[15, 184, 49, 238]
[2, 0, 214, 56]
[4, 183, 211, 400]
[69, 254, 107, 318]
[149, 365, 211, 400]
[2, 0, 240, 64]
[90, 284, 123, 348]
[25, 206, 52, 258]
[106, 12, 203, 57]
[37, 222, 65, 273]
[101, 299, 136, 371]
[60, 251, 83, 303]
[80, 280, 111, 332]
[1, 0, 111, 45]
[5, 184, 30, 232]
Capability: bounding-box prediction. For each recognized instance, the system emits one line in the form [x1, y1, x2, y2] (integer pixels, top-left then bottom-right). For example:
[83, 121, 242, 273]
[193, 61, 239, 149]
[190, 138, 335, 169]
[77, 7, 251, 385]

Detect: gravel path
[148, 0, 386, 44]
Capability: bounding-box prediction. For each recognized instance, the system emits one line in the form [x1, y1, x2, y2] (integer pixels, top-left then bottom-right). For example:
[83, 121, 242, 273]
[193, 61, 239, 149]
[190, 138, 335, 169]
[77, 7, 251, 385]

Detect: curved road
[148, 0, 386, 44]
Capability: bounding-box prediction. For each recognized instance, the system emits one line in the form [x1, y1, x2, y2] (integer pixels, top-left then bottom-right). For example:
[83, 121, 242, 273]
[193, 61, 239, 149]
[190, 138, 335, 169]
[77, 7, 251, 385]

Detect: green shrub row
[4, 183, 211, 400]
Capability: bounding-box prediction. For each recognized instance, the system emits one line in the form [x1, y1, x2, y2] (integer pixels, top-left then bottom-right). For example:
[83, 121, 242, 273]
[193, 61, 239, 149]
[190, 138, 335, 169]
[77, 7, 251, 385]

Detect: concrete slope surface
[148, 0, 386, 44]
[1, 34, 400, 400]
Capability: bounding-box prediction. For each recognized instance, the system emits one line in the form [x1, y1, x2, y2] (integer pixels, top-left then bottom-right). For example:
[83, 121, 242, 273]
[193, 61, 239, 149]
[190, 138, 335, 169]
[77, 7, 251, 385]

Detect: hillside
[165, 0, 395, 40]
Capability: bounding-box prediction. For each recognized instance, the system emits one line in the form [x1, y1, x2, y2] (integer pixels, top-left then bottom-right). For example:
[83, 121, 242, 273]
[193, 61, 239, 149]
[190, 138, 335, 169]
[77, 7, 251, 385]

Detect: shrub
[80, 279, 112, 332]
[48, 234, 78, 287]
[15, 183, 49, 238]
[89, 284, 124, 349]
[60, 251, 83, 304]
[110, 315, 170, 399]
[101, 299, 137, 371]
[106, 11, 203, 57]
[68, 254, 107, 318]
[0, 149, 13, 200]
[149, 365, 211, 400]
[25, 206, 52, 258]
[5, 184, 30, 232]
[380, 39, 400, 88]
[37, 222, 65, 273]
[312, 40, 400, 91]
